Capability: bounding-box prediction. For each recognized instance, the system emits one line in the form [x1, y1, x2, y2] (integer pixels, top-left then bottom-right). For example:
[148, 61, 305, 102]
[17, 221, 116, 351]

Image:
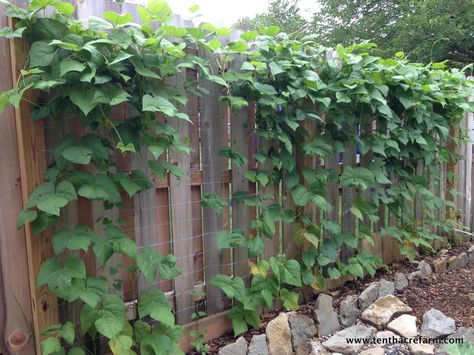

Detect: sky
[126, 0, 319, 27]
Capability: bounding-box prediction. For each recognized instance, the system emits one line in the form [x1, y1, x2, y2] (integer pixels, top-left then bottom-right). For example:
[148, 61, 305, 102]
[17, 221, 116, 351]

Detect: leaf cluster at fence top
[1, 0, 473, 352]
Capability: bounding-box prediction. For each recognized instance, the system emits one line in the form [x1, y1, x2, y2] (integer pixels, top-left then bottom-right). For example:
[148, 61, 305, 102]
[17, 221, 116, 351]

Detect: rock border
[217, 243, 474, 355]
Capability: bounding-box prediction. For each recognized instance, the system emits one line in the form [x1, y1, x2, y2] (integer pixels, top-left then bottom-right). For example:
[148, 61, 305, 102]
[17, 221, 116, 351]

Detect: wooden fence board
[7, 14, 59, 354]
[360, 117, 382, 258]
[231, 103, 252, 278]
[341, 129, 357, 262]
[187, 66, 205, 285]
[323, 119, 342, 290]
[415, 161, 424, 222]
[384, 173, 401, 264]
[155, 185, 173, 292]
[199, 46, 231, 314]
[0, 7, 34, 352]
[168, 71, 195, 324]
[466, 78, 474, 230]
[463, 102, 473, 228]
[372, 120, 385, 260]
[260, 138, 280, 260]
[132, 149, 158, 296]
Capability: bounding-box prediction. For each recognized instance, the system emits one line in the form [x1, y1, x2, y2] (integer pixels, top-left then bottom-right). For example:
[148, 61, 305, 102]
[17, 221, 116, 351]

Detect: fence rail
[0, 1, 472, 353]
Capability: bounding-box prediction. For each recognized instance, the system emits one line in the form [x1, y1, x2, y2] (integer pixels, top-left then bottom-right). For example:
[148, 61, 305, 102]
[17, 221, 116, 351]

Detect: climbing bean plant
[208, 31, 473, 335]
[0, 0, 230, 354]
[1, 0, 473, 350]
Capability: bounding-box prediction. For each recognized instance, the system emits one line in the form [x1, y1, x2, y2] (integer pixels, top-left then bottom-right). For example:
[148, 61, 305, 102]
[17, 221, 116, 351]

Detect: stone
[418, 261, 433, 279]
[420, 308, 456, 338]
[469, 293, 474, 304]
[339, 295, 361, 327]
[394, 273, 409, 291]
[248, 334, 268, 355]
[314, 294, 340, 336]
[360, 295, 413, 329]
[376, 330, 401, 344]
[359, 282, 380, 311]
[447, 327, 474, 344]
[288, 313, 317, 349]
[359, 347, 384, 355]
[408, 343, 435, 355]
[321, 324, 377, 353]
[387, 314, 418, 338]
[266, 313, 293, 355]
[448, 253, 468, 270]
[468, 245, 474, 263]
[408, 271, 421, 282]
[295, 340, 330, 355]
[439, 249, 449, 256]
[433, 257, 448, 273]
[218, 336, 247, 355]
[379, 279, 395, 297]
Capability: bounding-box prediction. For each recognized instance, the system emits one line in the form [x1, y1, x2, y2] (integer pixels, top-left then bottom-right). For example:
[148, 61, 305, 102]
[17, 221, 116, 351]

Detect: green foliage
[219, 147, 248, 166]
[443, 341, 474, 355]
[217, 19, 470, 335]
[313, 0, 474, 67]
[0, 0, 228, 353]
[2, 0, 472, 349]
[233, 0, 308, 39]
[210, 254, 302, 335]
[189, 300, 210, 355]
[201, 192, 227, 214]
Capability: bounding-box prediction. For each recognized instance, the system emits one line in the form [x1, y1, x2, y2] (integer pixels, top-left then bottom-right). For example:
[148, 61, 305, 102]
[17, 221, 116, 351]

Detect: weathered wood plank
[372, 120, 385, 260]
[360, 117, 382, 259]
[466, 77, 474, 230]
[132, 152, 158, 296]
[168, 71, 195, 323]
[260, 138, 280, 260]
[179, 311, 232, 352]
[323, 113, 342, 290]
[384, 173, 401, 264]
[155, 186, 173, 292]
[415, 161, 424, 222]
[341, 127, 357, 262]
[0, 7, 34, 352]
[199, 46, 231, 314]
[8, 15, 59, 353]
[188, 66, 204, 285]
[231, 104, 252, 278]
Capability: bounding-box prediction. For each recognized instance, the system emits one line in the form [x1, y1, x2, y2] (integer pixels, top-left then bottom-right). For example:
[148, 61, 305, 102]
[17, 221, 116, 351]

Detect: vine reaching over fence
[0, 0, 473, 352]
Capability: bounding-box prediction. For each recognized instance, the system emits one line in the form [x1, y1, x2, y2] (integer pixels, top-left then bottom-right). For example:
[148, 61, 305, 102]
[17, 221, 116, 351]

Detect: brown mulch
[398, 264, 474, 328]
[190, 242, 474, 354]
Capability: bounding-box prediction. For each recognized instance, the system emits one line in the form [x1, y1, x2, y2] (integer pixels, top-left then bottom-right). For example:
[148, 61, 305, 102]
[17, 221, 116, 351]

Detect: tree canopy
[233, 0, 309, 39]
[313, 0, 474, 67]
[235, 0, 474, 67]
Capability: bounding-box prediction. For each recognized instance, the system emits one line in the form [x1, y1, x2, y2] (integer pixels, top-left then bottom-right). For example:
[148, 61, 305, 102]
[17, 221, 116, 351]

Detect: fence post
[8, 17, 58, 354]
[0, 6, 34, 354]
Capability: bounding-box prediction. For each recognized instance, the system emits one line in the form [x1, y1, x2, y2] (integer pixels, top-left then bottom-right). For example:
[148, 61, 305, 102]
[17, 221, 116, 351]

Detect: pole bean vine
[0, 0, 473, 352]
[1, 0, 230, 354]
[209, 31, 473, 335]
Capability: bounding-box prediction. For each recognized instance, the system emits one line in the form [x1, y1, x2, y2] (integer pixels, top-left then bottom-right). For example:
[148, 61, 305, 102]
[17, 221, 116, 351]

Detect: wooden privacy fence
[0, 1, 473, 353]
